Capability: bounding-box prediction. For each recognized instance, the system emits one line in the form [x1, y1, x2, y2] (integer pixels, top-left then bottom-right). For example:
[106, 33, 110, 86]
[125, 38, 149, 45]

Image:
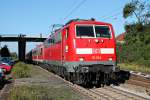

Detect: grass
[9, 85, 82, 100]
[12, 62, 32, 78]
[118, 63, 150, 73]
[10, 63, 85, 100]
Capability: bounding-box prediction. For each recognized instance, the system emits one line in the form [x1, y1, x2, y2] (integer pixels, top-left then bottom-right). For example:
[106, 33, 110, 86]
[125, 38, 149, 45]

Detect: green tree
[123, 0, 149, 24]
[116, 0, 150, 67]
[0, 45, 11, 57]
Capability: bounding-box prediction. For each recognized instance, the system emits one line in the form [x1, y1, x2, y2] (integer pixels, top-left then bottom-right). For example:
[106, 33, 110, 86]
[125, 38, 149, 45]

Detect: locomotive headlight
[79, 57, 84, 61]
[95, 39, 99, 43]
[108, 57, 112, 61]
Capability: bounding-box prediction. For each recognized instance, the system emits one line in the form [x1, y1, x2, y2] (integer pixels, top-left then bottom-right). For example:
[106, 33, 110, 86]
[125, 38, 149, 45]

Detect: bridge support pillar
[18, 35, 26, 61]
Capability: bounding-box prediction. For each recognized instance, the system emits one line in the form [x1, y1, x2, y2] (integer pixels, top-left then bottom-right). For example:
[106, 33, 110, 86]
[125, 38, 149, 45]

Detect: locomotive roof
[49, 19, 111, 35]
[65, 18, 111, 26]
[46, 19, 112, 40]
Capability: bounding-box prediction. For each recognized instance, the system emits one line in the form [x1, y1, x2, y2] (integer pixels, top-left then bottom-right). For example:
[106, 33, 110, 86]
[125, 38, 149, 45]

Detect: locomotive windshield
[95, 26, 111, 38]
[76, 26, 94, 37]
[76, 25, 111, 38]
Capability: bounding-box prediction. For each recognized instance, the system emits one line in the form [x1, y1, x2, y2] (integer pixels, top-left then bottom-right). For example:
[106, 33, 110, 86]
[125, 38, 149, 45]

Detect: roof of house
[116, 32, 126, 41]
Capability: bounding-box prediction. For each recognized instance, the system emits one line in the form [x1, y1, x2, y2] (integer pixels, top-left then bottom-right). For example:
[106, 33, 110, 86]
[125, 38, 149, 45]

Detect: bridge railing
[0, 33, 48, 38]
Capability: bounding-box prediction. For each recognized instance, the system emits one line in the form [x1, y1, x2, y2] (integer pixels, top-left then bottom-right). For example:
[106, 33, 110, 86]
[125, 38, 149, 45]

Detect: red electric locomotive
[30, 19, 130, 86]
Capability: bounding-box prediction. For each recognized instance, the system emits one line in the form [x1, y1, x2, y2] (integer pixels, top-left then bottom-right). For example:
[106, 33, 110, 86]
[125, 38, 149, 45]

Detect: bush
[117, 23, 150, 68]
[12, 62, 32, 78]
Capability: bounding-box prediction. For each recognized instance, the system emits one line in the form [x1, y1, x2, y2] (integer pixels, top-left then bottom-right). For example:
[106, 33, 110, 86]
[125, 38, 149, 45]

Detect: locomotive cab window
[76, 25, 111, 38]
[95, 26, 111, 38]
[76, 26, 94, 37]
[54, 32, 62, 43]
[65, 28, 69, 39]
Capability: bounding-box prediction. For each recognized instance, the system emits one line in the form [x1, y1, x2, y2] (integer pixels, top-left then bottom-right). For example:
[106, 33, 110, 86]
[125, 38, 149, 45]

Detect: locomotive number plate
[92, 56, 101, 60]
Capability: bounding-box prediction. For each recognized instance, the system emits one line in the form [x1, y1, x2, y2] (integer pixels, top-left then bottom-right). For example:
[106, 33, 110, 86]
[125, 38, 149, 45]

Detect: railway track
[90, 86, 150, 100]
[127, 73, 150, 89]
[39, 65, 150, 100]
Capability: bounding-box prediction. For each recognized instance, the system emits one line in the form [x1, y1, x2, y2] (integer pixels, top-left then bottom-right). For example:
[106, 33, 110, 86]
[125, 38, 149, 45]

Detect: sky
[0, 0, 135, 54]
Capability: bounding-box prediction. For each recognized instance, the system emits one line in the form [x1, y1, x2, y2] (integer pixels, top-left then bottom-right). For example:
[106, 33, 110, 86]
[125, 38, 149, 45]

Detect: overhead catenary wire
[99, 5, 124, 21]
[98, 0, 149, 21]
[101, 11, 122, 21]
[63, 0, 88, 20]
[65, 0, 79, 12]
[59, 0, 79, 24]
[100, 0, 150, 21]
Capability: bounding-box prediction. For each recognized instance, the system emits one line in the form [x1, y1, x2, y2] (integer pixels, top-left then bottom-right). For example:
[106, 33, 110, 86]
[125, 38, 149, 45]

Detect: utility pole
[0, 35, 1, 49]
[40, 33, 42, 38]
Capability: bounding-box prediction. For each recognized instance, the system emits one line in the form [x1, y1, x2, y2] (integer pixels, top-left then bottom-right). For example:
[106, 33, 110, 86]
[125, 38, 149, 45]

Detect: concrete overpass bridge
[0, 34, 46, 61]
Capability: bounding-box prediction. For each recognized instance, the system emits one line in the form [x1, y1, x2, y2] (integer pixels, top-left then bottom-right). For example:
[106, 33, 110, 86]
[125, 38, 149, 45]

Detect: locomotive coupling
[114, 68, 131, 83]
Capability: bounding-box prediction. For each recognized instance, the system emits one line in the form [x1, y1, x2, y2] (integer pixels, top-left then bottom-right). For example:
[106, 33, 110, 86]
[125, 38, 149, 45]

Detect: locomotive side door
[61, 28, 68, 64]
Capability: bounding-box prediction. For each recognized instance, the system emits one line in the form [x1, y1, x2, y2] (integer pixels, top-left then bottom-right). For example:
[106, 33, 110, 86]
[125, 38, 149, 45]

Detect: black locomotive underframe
[39, 62, 130, 87]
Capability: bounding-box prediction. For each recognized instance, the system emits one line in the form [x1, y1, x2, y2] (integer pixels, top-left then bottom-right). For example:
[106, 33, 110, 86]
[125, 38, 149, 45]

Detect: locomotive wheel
[64, 72, 70, 81]
[68, 72, 74, 83]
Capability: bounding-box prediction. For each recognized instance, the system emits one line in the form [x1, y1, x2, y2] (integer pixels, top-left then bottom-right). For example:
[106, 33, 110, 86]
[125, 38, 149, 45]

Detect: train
[26, 19, 130, 87]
